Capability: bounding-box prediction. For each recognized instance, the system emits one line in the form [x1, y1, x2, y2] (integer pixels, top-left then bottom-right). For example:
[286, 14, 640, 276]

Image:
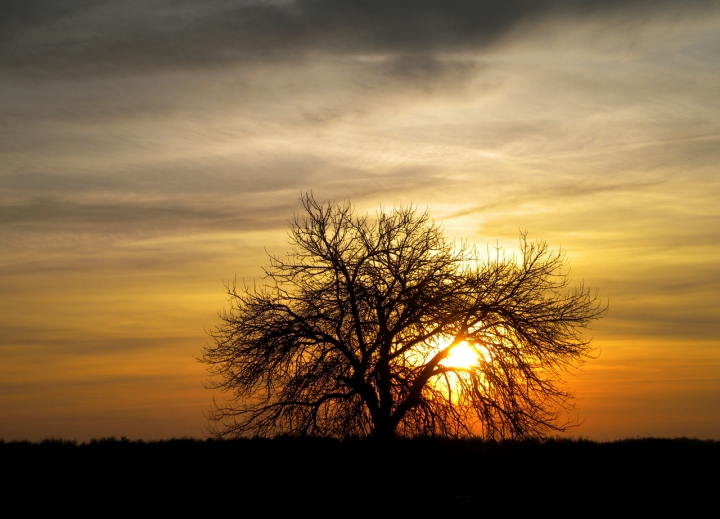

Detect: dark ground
[3, 437, 717, 513]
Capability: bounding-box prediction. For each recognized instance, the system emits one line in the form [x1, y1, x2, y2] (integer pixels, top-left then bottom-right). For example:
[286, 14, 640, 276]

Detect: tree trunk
[372, 416, 396, 441]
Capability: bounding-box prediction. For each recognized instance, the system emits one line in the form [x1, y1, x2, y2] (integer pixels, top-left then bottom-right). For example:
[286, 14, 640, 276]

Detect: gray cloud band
[1, 0, 712, 77]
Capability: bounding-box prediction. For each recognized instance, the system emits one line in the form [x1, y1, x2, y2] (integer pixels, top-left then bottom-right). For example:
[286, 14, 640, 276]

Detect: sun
[440, 341, 481, 370]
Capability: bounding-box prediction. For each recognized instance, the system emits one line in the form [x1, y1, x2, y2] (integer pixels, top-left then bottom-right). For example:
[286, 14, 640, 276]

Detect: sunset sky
[2, 0, 719, 441]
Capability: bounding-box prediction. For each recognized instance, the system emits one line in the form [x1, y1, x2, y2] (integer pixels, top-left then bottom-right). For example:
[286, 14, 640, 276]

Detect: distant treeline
[4, 437, 716, 512]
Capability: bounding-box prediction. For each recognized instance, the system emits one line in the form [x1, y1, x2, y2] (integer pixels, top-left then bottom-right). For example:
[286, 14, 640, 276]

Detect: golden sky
[1, 0, 719, 441]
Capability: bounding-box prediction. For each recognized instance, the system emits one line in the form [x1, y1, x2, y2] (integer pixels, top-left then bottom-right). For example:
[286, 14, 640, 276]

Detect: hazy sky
[2, 0, 719, 441]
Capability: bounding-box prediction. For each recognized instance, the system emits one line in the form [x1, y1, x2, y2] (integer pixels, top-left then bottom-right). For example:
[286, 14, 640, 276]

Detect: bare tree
[202, 194, 607, 440]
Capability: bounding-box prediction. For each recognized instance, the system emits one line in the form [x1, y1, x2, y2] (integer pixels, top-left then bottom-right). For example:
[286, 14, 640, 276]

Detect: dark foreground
[4, 437, 717, 513]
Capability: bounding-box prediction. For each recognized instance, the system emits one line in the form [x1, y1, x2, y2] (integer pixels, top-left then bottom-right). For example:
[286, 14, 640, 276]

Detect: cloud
[0, 193, 302, 246]
[1, 0, 713, 77]
[446, 178, 668, 218]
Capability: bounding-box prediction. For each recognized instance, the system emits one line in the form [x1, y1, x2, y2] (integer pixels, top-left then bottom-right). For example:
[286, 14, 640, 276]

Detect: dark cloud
[608, 300, 720, 339]
[0, 153, 454, 235]
[0, 196, 291, 236]
[1, 0, 711, 77]
[0, 326, 192, 355]
[0, 153, 321, 195]
[0, 177, 449, 236]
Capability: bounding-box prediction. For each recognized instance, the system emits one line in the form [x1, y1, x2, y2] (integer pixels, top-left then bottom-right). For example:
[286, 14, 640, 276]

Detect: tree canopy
[202, 194, 606, 439]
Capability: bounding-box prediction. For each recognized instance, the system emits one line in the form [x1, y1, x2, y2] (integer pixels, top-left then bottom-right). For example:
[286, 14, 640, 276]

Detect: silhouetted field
[3, 437, 716, 513]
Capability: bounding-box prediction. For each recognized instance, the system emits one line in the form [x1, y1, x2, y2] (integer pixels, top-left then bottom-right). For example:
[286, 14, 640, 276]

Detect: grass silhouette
[3, 436, 716, 513]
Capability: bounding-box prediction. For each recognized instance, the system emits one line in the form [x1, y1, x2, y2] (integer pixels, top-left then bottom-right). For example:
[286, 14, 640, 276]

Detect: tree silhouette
[202, 194, 606, 440]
